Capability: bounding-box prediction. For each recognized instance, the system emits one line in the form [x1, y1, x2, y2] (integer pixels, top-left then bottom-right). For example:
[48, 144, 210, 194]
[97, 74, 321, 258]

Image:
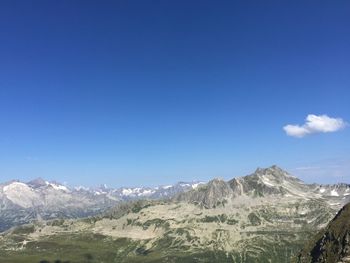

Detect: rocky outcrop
[296, 203, 350, 263]
[176, 165, 346, 208]
[175, 178, 233, 208]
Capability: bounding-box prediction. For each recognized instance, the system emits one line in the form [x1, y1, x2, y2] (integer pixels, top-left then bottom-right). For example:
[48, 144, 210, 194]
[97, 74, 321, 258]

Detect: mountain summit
[27, 178, 48, 188]
[176, 165, 322, 208]
[176, 178, 233, 208]
[1, 166, 350, 262]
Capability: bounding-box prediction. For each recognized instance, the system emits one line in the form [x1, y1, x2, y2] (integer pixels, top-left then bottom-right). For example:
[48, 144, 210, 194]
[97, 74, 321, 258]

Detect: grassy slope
[0, 227, 314, 263]
[0, 233, 233, 263]
[0, 199, 337, 263]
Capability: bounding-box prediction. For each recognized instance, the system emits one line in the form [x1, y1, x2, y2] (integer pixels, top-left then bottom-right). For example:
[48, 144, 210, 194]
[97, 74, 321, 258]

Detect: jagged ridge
[176, 165, 349, 208]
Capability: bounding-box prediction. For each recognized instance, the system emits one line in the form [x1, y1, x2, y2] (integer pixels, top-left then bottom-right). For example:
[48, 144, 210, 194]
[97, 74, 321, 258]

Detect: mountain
[0, 179, 204, 232]
[0, 166, 349, 263]
[177, 165, 350, 208]
[295, 203, 350, 263]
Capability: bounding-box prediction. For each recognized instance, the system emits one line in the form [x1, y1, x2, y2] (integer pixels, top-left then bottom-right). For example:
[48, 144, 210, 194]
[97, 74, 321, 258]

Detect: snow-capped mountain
[108, 181, 205, 199]
[0, 178, 204, 232]
[2, 166, 350, 262]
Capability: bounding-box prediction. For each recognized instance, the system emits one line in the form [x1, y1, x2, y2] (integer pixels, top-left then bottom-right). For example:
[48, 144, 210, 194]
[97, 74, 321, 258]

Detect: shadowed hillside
[295, 203, 350, 263]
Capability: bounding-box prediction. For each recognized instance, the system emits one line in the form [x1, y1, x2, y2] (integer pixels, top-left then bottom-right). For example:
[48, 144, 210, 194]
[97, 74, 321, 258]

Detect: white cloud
[283, 114, 347, 138]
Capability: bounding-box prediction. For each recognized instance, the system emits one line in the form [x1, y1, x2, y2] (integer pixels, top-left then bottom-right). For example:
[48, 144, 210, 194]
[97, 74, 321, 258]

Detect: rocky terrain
[0, 166, 349, 262]
[0, 178, 204, 232]
[295, 202, 350, 263]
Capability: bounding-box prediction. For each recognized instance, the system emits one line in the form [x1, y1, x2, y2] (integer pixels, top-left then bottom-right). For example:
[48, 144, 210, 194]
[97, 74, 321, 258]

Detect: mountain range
[0, 178, 204, 232]
[0, 165, 350, 262]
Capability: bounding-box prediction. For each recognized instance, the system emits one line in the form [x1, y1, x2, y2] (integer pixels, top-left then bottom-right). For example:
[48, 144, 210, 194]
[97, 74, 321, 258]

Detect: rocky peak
[255, 165, 283, 173]
[228, 165, 307, 197]
[207, 178, 226, 186]
[175, 178, 233, 208]
[27, 178, 48, 188]
[176, 166, 311, 207]
[206, 178, 232, 195]
[255, 165, 294, 180]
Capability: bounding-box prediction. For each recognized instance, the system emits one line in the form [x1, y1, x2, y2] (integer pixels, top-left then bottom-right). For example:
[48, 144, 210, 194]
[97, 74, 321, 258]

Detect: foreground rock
[296, 202, 350, 263]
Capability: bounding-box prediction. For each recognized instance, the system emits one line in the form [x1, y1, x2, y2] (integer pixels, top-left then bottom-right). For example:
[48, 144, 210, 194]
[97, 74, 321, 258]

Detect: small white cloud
[283, 114, 347, 138]
[283, 125, 309, 138]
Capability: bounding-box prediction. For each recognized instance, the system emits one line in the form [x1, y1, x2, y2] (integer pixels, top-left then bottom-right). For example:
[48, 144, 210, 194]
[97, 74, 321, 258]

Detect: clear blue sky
[0, 1, 349, 187]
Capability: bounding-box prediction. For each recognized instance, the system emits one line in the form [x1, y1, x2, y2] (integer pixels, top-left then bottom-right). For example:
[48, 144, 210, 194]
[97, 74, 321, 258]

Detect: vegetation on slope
[295, 203, 350, 263]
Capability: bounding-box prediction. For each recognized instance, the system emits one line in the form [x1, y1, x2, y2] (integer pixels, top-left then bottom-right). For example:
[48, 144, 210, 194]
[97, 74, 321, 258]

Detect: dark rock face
[296, 203, 350, 263]
[27, 178, 48, 188]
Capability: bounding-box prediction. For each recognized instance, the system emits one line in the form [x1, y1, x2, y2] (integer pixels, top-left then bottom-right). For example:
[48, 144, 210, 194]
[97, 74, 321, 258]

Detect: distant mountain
[177, 165, 350, 209]
[0, 179, 204, 232]
[1, 166, 350, 263]
[295, 202, 350, 263]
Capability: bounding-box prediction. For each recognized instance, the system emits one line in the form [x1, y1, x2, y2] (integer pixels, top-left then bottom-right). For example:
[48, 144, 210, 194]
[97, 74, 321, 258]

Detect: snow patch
[260, 176, 275, 187]
[3, 182, 29, 192]
[138, 189, 154, 196]
[121, 188, 155, 197]
[331, 190, 339, 196]
[3, 182, 41, 208]
[121, 188, 134, 196]
[75, 186, 90, 191]
[49, 183, 69, 192]
[192, 183, 203, 189]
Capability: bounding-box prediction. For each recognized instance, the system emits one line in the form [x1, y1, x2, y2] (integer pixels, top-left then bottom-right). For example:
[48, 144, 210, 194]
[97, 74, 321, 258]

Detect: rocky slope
[177, 165, 350, 209]
[0, 166, 349, 262]
[0, 179, 204, 232]
[295, 203, 350, 263]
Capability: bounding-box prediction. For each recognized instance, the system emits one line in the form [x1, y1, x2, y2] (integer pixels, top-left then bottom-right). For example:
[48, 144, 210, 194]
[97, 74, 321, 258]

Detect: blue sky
[0, 1, 349, 187]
